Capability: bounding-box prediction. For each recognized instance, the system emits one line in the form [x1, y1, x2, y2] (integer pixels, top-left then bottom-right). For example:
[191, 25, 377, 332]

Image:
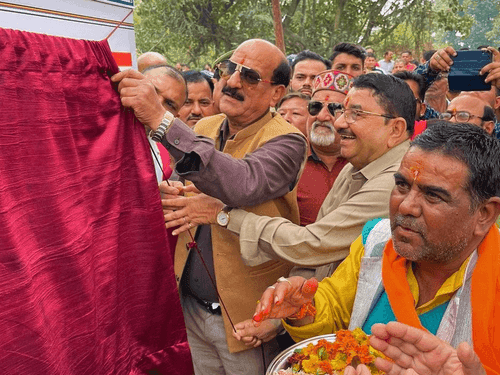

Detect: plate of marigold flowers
[267, 328, 387, 375]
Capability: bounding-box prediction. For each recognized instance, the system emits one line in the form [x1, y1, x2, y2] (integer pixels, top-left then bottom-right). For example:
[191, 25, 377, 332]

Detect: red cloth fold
[0, 28, 192, 374]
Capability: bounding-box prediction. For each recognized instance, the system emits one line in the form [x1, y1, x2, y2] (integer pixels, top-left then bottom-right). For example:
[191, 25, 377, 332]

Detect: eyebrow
[394, 172, 453, 201]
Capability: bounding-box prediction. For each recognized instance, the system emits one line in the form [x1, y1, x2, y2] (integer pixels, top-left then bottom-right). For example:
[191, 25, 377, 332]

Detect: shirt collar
[355, 140, 411, 181]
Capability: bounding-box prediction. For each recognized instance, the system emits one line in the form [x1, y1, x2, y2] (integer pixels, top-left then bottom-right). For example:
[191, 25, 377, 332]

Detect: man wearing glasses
[113, 39, 307, 374]
[164, 73, 415, 284]
[440, 95, 496, 135]
[296, 70, 350, 226]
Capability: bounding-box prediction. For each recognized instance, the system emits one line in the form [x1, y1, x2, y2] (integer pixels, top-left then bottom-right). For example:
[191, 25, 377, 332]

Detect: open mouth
[340, 134, 355, 140]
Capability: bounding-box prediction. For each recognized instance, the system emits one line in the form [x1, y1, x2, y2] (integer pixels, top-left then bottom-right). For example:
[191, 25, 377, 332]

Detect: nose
[333, 112, 347, 132]
[282, 111, 292, 123]
[192, 101, 202, 115]
[396, 189, 422, 218]
[304, 76, 314, 87]
[316, 104, 333, 123]
[225, 70, 243, 88]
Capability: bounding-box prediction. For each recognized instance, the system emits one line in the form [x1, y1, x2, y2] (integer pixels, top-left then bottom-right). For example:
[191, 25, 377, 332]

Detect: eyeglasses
[439, 110, 485, 123]
[334, 108, 396, 124]
[214, 60, 274, 85]
[307, 101, 343, 117]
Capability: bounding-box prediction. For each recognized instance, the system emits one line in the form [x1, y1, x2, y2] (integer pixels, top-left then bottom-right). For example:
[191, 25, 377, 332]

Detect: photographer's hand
[482, 47, 500, 90]
[429, 47, 457, 72]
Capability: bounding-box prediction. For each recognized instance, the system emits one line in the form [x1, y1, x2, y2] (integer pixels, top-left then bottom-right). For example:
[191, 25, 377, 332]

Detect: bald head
[137, 52, 168, 73]
[218, 39, 290, 129]
[232, 39, 290, 87]
[447, 95, 496, 135]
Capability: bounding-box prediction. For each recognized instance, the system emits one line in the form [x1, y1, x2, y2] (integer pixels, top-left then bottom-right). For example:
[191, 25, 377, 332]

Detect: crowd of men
[116, 41, 500, 374]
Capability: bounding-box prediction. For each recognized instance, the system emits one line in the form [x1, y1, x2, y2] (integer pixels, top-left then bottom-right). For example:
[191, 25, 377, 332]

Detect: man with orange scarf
[251, 122, 500, 374]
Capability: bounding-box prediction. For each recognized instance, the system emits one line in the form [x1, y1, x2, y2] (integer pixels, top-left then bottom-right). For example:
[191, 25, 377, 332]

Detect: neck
[227, 110, 270, 136]
[311, 144, 342, 171]
[413, 244, 478, 307]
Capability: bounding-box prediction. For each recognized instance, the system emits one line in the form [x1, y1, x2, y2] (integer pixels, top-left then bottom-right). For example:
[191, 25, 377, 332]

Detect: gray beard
[310, 121, 336, 147]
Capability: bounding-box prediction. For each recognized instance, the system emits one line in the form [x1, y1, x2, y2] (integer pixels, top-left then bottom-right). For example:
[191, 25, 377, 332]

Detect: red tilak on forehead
[410, 163, 424, 182]
[345, 96, 350, 107]
[324, 95, 330, 101]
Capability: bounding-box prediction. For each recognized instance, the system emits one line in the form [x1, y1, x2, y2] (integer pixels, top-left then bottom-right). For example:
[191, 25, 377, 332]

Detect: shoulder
[193, 114, 226, 134]
[362, 218, 391, 257]
[263, 112, 304, 136]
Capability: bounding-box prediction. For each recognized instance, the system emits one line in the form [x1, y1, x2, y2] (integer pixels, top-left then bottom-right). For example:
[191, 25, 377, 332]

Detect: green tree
[133, 0, 480, 68]
[439, 0, 498, 49]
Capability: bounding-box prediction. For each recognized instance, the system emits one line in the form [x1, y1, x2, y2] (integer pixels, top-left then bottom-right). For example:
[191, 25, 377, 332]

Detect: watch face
[217, 211, 229, 226]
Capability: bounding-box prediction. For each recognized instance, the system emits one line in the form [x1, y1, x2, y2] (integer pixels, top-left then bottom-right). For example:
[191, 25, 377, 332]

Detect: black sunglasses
[308, 101, 343, 116]
[214, 60, 274, 85]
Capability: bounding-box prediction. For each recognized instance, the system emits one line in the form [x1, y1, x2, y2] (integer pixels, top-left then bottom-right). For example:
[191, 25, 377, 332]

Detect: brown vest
[174, 111, 304, 353]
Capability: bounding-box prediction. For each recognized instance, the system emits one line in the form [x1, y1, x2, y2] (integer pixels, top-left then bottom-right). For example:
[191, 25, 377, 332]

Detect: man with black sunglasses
[112, 39, 308, 375]
[296, 70, 351, 226]
[162, 74, 415, 285]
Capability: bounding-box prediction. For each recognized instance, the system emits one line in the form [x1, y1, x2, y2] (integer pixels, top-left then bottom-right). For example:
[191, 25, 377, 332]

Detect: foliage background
[134, 0, 500, 69]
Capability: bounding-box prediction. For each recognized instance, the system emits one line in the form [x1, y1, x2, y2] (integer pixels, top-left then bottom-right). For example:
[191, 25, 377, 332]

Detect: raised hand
[369, 322, 486, 375]
[482, 47, 500, 90]
[252, 277, 318, 326]
[429, 47, 457, 72]
[111, 69, 166, 130]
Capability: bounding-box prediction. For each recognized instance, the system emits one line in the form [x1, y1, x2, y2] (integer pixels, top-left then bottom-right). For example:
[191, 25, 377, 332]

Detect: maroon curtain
[0, 29, 192, 374]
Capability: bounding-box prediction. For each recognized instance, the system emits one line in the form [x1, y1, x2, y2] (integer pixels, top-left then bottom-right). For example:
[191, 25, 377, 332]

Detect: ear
[269, 85, 287, 107]
[482, 120, 495, 136]
[420, 102, 427, 119]
[495, 95, 500, 110]
[473, 197, 500, 237]
[387, 117, 408, 148]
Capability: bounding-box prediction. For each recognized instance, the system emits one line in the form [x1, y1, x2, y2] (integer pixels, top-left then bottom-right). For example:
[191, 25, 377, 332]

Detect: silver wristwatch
[216, 206, 233, 227]
[149, 111, 174, 142]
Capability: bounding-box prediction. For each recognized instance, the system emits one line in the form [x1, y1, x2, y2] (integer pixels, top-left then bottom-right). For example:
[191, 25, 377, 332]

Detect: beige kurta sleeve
[226, 141, 410, 268]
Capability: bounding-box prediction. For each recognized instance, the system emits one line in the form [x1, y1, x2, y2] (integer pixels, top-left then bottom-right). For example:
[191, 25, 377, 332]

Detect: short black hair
[422, 50, 436, 62]
[276, 91, 311, 109]
[329, 43, 366, 66]
[352, 74, 416, 135]
[291, 50, 331, 72]
[182, 70, 214, 93]
[393, 71, 427, 101]
[272, 59, 292, 87]
[411, 121, 500, 208]
[483, 105, 496, 123]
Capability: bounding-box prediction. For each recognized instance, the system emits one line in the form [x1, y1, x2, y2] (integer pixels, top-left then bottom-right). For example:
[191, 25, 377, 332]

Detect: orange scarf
[382, 224, 500, 374]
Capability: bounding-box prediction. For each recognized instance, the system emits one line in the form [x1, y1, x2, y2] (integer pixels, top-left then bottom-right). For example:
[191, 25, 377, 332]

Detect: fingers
[110, 68, 144, 83]
[301, 277, 318, 298]
[429, 48, 456, 72]
[252, 287, 277, 323]
[162, 197, 189, 212]
[457, 342, 487, 375]
[183, 184, 201, 194]
[159, 181, 184, 197]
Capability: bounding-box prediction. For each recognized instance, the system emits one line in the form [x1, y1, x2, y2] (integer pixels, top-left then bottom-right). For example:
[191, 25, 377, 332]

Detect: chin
[392, 239, 420, 261]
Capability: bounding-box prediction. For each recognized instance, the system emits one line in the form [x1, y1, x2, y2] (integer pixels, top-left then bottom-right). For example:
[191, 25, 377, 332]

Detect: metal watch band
[149, 111, 174, 142]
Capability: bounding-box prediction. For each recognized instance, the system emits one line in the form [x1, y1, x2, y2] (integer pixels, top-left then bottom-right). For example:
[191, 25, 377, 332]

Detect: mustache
[187, 114, 202, 121]
[391, 214, 425, 235]
[312, 121, 334, 131]
[337, 129, 355, 137]
[222, 86, 244, 101]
